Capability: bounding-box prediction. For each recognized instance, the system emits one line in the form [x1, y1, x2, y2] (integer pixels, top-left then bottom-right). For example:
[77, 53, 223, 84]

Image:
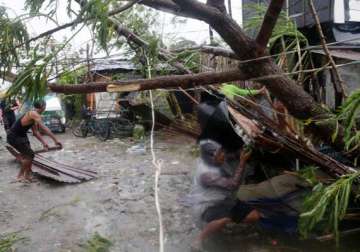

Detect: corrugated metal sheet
[91, 59, 139, 72]
[90, 59, 175, 72]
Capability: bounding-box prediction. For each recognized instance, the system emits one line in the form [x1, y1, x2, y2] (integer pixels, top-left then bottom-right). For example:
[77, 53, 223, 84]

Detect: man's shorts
[7, 135, 35, 160]
[201, 200, 254, 224]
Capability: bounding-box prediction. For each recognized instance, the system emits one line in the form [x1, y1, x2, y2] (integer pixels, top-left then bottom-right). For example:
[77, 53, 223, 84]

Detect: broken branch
[255, 0, 286, 55]
[48, 70, 245, 94]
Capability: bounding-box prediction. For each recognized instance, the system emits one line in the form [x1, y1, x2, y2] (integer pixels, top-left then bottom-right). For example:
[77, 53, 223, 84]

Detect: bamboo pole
[308, 0, 347, 106]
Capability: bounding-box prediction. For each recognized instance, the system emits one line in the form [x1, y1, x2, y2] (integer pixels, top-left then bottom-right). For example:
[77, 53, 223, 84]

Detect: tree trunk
[48, 70, 245, 94]
[140, 0, 350, 151]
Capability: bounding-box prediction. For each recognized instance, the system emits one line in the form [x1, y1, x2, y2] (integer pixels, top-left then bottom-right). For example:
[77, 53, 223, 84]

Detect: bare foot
[23, 176, 33, 183]
[16, 176, 25, 182]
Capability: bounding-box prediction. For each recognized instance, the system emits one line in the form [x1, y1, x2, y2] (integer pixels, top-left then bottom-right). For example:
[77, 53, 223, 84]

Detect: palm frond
[0, 6, 29, 78]
[299, 171, 360, 245]
[338, 89, 360, 149]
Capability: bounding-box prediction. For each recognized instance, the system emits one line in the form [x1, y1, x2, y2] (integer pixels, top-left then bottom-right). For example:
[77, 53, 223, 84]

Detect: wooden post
[308, 0, 347, 108]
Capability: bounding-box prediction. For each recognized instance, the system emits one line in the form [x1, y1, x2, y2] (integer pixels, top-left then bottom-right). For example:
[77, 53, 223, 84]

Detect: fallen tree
[138, 0, 349, 152]
[48, 70, 244, 93]
[7, 0, 357, 153]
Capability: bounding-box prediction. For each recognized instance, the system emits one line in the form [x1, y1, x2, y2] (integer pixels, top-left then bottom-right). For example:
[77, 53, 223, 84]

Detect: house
[84, 58, 195, 121]
[242, 0, 360, 109]
[85, 59, 143, 118]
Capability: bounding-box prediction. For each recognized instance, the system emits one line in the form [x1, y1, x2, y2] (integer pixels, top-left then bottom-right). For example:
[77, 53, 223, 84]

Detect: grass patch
[84, 233, 112, 252]
[39, 196, 81, 221]
[0, 232, 26, 252]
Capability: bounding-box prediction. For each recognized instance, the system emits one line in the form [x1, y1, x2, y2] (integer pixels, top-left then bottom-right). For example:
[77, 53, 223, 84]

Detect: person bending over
[187, 139, 256, 250]
[7, 100, 62, 182]
[189, 140, 302, 251]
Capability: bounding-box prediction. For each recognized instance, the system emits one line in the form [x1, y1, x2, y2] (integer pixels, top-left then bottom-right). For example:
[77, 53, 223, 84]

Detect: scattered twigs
[227, 98, 356, 178]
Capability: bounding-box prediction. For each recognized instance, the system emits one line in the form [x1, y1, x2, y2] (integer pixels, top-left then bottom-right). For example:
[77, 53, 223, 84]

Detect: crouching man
[187, 139, 256, 250]
[188, 140, 306, 251]
[7, 100, 62, 182]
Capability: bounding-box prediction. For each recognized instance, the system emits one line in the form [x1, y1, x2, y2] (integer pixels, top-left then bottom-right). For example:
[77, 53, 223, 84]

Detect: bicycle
[72, 112, 111, 141]
[108, 117, 134, 137]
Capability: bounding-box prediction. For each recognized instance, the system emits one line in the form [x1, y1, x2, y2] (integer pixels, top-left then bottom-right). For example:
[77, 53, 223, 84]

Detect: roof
[311, 49, 360, 61]
[90, 58, 175, 73]
[91, 59, 139, 72]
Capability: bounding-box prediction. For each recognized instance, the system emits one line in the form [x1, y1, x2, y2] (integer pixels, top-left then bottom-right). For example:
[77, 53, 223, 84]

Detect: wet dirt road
[0, 129, 197, 252]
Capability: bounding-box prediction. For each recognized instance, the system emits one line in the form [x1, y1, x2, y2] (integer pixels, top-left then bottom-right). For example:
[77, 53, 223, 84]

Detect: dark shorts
[202, 200, 254, 224]
[7, 135, 35, 160]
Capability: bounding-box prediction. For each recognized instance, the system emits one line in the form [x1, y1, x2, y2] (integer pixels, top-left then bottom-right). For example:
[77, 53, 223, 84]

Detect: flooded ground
[0, 128, 357, 252]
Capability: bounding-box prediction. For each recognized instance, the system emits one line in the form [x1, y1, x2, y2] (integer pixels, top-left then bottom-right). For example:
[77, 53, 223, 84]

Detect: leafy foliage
[299, 171, 360, 245]
[220, 84, 262, 100]
[297, 166, 319, 187]
[0, 7, 29, 79]
[338, 89, 360, 151]
[84, 232, 112, 252]
[243, 3, 309, 78]
[6, 56, 49, 102]
[58, 66, 86, 85]
[0, 232, 27, 252]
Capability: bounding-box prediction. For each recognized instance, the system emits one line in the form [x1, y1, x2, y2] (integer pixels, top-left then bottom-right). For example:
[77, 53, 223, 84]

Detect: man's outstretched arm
[200, 149, 252, 190]
[30, 112, 62, 148]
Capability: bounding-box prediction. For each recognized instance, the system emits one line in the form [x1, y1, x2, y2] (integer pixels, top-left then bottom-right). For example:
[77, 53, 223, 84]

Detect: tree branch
[140, 0, 352, 152]
[48, 70, 245, 94]
[206, 0, 227, 13]
[112, 19, 192, 74]
[255, 0, 286, 55]
[15, 0, 141, 48]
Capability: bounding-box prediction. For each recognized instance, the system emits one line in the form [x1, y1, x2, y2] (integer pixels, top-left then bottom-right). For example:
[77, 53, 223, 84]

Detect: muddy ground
[0, 128, 199, 252]
[1, 128, 359, 252]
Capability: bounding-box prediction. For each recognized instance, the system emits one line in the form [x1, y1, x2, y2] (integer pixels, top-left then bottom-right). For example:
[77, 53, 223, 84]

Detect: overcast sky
[1, 0, 243, 53]
[0, 0, 243, 91]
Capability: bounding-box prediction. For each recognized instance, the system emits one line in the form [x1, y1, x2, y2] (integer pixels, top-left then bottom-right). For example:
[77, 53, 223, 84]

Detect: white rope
[145, 54, 164, 252]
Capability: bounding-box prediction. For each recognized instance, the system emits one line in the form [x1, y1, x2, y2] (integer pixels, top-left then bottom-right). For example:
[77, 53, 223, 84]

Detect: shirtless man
[7, 100, 62, 182]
